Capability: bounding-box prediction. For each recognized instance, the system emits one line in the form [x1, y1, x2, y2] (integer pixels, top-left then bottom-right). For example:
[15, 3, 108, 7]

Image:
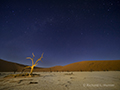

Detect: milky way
[0, 0, 120, 67]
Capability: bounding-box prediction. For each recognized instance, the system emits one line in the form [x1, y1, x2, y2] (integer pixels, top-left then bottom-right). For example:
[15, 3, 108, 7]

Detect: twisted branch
[35, 52, 44, 65]
[26, 53, 35, 65]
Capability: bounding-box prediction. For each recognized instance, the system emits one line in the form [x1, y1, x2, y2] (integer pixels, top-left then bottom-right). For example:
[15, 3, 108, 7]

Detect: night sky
[0, 0, 120, 68]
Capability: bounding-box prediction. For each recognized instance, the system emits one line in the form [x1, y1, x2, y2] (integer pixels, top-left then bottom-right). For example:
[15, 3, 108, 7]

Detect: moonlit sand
[0, 71, 120, 90]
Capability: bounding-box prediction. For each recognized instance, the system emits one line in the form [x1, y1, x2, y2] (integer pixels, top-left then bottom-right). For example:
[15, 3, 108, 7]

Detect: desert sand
[0, 71, 120, 90]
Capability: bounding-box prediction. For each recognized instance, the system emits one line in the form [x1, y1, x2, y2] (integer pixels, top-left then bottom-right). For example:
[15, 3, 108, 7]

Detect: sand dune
[0, 59, 25, 72]
[59, 60, 120, 71]
[0, 59, 42, 72]
[41, 60, 120, 71]
[0, 59, 120, 72]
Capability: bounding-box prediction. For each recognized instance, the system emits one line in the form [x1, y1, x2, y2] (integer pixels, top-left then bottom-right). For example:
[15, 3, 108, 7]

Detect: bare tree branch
[32, 53, 35, 59]
[26, 55, 34, 65]
[24, 66, 31, 69]
[35, 52, 44, 65]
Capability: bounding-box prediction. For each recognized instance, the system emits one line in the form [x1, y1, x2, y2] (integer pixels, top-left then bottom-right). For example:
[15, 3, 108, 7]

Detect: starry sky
[0, 0, 120, 68]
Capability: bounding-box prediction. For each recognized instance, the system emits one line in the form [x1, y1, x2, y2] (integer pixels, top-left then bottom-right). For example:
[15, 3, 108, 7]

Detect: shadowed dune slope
[0, 59, 42, 72]
[0, 59, 26, 72]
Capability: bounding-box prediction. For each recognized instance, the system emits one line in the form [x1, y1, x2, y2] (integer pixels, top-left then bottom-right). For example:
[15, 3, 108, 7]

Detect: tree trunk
[29, 66, 34, 76]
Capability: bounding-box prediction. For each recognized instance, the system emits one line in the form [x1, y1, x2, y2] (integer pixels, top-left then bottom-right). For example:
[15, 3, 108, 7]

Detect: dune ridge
[0, 59, 120, 72]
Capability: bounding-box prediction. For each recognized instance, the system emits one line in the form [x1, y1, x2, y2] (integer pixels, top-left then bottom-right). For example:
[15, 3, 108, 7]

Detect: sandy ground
[0, 71, 120, 90]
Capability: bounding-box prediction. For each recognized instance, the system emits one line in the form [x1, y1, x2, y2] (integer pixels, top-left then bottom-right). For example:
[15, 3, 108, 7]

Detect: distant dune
[58, 60, 120, 71]
[0, 59, 120, 72]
